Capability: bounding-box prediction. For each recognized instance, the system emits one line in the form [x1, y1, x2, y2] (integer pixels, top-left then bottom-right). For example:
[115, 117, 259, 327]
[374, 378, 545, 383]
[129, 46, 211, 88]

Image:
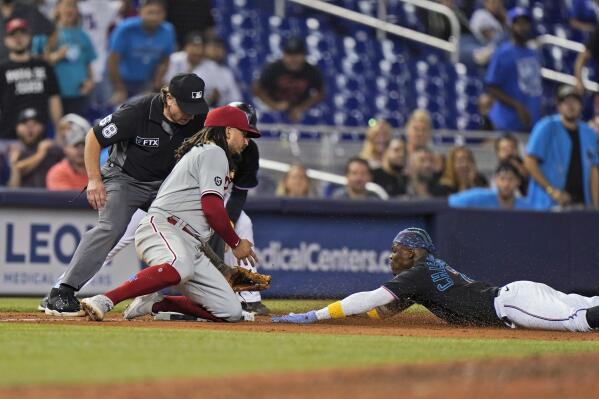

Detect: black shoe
[37, 295, 49, 312]
[45, 288, 84, 317]
[241, 301, 270, 316]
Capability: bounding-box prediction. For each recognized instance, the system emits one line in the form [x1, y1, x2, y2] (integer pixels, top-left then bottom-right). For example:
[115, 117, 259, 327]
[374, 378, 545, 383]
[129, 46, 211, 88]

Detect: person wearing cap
[448, 161, 532, 210]
[252, 36, 325, 122]
[0, 0, 54, 62]
[44, 72, 209, 316]
[0, 17, 62, 139]
[273, 227, 599, 333]
[46, 117, 89, 191]
[7, 107, 63, 188]
[524, 85, 599, 210]
[79, 105, 262, 322]
[484, 7, 542, 132]
[164, 31, 242, 107]
[107, 0, 175, 105]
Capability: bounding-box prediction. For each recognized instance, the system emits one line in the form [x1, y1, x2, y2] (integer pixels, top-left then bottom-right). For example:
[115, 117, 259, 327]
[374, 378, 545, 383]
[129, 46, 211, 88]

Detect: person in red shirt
[46, 121, 87, 190]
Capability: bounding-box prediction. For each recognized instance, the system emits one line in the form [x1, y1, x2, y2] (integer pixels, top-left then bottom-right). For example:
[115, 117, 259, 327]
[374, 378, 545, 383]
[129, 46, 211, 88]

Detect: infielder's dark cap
[556, 85, 582, 103]
[204, 105, 261, 138]
[168, 73, 209, 116]
[393, 227, 436, 254]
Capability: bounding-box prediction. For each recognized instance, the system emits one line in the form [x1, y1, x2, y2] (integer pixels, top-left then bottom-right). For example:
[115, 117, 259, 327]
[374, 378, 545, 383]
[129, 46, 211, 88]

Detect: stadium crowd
[0, 0, 598, 213]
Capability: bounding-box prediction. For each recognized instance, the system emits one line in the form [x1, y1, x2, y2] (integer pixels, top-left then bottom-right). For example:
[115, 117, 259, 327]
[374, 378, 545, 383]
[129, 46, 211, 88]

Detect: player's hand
[87, 177, 107, 210]
[232, 239, 257, 267]
[272, 311, 318, 324]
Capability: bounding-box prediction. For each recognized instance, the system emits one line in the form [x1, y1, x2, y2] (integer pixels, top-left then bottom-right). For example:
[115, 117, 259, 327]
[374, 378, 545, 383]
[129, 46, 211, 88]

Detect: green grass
[1, 297, 599, 387]
[2, 323, 599, 387]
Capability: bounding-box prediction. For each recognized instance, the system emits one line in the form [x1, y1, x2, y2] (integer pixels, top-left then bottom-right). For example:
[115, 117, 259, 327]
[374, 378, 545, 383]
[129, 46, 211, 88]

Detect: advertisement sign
[0, 208, 140, 295]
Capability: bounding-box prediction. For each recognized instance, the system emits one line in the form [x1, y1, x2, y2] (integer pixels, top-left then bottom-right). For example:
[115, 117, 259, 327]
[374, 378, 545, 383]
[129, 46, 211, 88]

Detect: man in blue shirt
[107, 0, 175, 105]
[449, 162, 532, 210]
[524, 85, 599, 210]
[485, 7, 542, 132]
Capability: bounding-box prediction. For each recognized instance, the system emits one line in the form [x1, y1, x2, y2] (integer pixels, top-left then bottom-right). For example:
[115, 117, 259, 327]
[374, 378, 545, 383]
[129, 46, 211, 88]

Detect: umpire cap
[168, 73, 209, 116]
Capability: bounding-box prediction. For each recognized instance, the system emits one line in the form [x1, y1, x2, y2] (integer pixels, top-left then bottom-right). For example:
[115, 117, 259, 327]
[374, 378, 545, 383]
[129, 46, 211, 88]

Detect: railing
[536, 34, 599, 92]
[260, 158, 390, 199]
[276, 0, 461, 63]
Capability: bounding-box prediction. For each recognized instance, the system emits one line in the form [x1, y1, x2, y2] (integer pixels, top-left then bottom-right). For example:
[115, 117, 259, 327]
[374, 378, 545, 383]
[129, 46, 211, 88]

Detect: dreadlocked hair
[175, 126, 235, 170]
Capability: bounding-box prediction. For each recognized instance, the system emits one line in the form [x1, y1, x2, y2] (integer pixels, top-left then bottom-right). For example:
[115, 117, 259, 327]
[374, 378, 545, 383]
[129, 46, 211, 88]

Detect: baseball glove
[200, 241, 272, 292]
[222, 266, 272, 292]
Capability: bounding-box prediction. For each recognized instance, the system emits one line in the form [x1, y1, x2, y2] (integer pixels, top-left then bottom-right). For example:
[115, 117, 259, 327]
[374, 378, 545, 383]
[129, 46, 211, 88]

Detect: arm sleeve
[226, 187, 247, 224]
[92, 103, 141, 147]
[201, 193, 241, 248]
[526, 118, 551, 161]
[315, 287, 396, 320]
[233, 140, 259, 190]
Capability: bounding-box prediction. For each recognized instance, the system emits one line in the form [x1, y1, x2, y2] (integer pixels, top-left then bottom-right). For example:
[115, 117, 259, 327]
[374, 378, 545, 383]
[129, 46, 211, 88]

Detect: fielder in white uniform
[273, 227, 599, 332]
[80, 105, 261, 322]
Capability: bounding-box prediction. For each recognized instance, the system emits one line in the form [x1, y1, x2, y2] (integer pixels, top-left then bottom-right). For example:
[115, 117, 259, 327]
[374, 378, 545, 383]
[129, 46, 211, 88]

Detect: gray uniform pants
[61, 164, 162, 290]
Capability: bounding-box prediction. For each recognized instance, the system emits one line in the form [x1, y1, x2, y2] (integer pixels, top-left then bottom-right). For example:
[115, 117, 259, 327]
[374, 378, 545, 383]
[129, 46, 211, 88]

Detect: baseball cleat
[123, 292, 164, 320]
[45, 288, 85, 317]
[81, 295, 114, 321]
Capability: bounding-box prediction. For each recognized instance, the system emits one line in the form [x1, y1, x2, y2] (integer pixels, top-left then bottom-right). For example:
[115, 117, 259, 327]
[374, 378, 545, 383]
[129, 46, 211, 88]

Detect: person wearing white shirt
[164, 32, 242, 107]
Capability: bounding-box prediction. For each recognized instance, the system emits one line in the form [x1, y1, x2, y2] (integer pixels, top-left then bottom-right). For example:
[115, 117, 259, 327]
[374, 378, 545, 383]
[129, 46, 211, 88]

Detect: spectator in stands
[468, 0, 506, 66]
[275, 163, 313, 198]
[485, 7, 542, 132]
[253, 36, 325, 122]
[164, 32, 241, 107]
[439, 146, 488, 194]
[46, 117, 87, 190]
[524, 85, 599, 210]
[203, 36, 243, 105]
[405, 109, 432, 158]
[569, 0, 599, 35]
[166, 0, 214, 49]
[494, 133, 528, 194]
[33, 0, 96, 116]
[331, 157, 379, 200]
[0, 0, 54, 62]
[421, 0, 471, 41]
[575, 27, 599, 95]
[359, 119, 392, 169]
[449, 161, 532, 210]
[372, 137, 408, 198]
[477, 93, 494, 130]
[0, 18, 62, 139]
[405, 147, 449, 198]
[55, 112, 90, 147]
[7, 108, 62, 188]
[107, 0, 175, 105]
[78, 0, 122, 115]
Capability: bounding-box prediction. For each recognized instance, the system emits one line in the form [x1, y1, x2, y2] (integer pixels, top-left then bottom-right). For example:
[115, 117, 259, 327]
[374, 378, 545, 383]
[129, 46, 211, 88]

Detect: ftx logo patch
[136, 136, 159, 147]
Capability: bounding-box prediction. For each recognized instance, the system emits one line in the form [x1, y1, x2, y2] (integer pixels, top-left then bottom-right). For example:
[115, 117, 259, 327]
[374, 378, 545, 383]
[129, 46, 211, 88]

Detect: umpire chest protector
[93, 94, 206, 182]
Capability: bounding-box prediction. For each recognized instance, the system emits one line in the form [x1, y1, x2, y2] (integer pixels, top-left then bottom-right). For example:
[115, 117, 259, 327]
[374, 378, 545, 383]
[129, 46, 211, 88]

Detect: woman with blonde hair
[405, 109, 433, 157]
[359, 119, 392, 169]
[439, 146, 488, 193]
[275, 163, 313, 197]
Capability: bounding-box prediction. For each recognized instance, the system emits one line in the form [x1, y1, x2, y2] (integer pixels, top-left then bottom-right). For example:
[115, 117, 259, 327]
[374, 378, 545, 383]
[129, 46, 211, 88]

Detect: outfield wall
[1, 189, 598, 296]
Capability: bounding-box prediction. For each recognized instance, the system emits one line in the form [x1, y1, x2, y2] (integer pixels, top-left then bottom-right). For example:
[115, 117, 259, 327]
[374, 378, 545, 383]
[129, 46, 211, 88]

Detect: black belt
[167, 215, 203, 242]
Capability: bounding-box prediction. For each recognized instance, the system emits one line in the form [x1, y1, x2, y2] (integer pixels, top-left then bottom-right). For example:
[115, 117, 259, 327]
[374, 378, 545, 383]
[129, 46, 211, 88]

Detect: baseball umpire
[80, 105, 261, 322]
[45, 73, 209, 316]
[273, 228, 599, 332]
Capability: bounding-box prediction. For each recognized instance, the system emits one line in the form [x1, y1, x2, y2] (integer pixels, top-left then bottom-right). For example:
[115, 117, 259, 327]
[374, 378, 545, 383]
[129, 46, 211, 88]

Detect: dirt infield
[2, 354, 599, 399]
[2, 310, 599, 341]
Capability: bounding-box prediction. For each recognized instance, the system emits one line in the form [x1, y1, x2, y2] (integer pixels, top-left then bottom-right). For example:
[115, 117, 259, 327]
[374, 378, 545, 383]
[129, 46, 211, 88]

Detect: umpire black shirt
[383, 255, 503, 327]
[93, 94, 205, 182]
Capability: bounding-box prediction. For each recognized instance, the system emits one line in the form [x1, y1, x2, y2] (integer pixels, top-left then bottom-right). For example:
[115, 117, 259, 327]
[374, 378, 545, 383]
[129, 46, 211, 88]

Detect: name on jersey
[135, 136, 160, 147]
